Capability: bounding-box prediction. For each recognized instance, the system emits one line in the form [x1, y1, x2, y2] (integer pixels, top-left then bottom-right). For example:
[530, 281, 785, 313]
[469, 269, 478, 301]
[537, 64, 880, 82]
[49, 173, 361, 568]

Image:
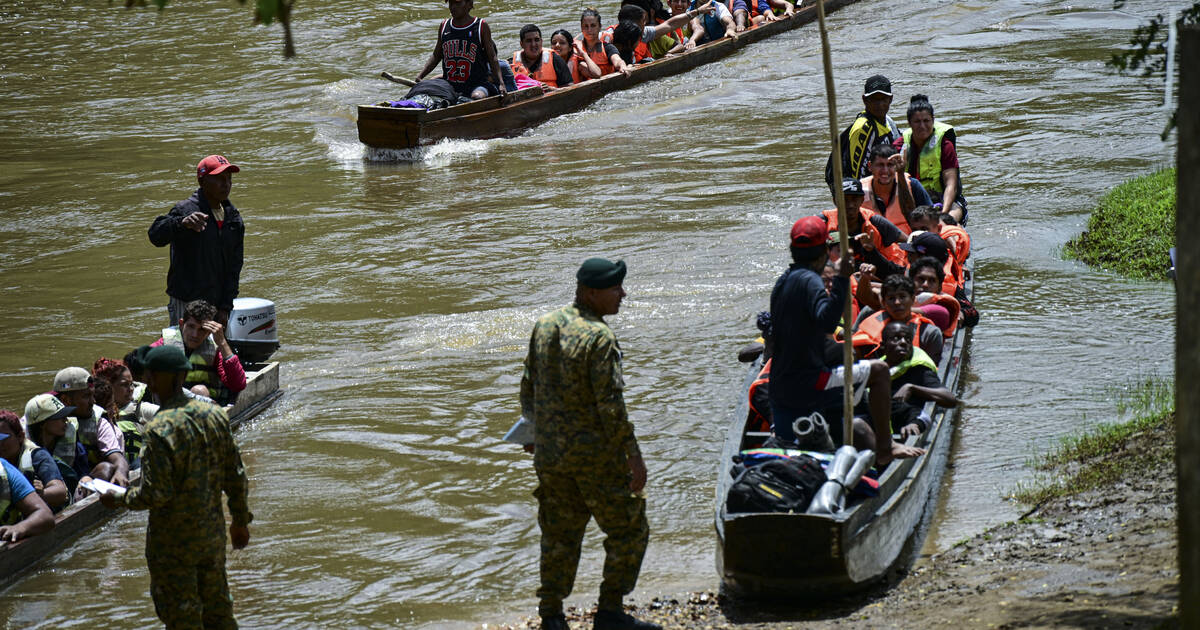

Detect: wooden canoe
[715, 270, 973, 599]
[0, 361, 282, 589]
[357, 0, 858, 149]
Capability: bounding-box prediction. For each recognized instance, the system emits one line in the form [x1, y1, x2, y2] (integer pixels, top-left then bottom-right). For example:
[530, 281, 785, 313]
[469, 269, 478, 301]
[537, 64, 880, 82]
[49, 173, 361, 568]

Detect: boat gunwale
[715, 265, 974, 597]
[0, 361, 282, 590]
[356, 0, 856, 148]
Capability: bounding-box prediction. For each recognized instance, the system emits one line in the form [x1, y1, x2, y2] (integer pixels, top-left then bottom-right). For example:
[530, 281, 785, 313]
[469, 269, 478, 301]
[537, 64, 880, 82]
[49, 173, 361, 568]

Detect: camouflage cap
[576, 258, 627, 289]
[25, 393, 75, 426]
[144, 346, 192, 373]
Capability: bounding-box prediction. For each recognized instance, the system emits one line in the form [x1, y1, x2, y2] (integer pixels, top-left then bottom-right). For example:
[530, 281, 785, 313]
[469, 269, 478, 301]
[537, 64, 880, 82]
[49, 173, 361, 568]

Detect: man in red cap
[768, 216, 924, 466]
[148, 155, 245, 327]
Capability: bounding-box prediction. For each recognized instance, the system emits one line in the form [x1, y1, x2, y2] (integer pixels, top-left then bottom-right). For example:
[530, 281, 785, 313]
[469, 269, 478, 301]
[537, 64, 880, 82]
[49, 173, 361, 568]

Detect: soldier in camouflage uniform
[520, 258, 659, 630]
[101, 345, 252, 630]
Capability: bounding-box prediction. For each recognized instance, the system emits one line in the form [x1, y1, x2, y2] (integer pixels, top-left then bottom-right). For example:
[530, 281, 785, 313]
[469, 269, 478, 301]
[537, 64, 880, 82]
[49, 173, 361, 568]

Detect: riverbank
[1066, 167, 1176, 280]
[491, 408, 1180, 629]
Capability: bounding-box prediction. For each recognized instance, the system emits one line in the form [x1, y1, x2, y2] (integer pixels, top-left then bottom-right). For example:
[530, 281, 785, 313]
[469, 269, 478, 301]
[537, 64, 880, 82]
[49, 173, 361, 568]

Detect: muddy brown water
[0, 0, 1179, 627]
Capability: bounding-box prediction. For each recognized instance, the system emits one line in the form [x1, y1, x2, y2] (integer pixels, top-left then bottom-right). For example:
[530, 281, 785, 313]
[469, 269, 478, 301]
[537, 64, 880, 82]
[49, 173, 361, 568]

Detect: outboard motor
[226, 298, 279, 364]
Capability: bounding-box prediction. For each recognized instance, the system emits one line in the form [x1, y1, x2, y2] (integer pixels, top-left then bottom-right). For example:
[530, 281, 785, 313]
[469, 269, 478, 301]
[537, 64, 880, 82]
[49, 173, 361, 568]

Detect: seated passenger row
[0, 299, 247, 542]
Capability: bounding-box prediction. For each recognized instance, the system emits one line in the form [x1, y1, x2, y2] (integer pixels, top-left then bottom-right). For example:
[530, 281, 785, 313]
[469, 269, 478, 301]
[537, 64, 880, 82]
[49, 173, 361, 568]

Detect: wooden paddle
[380, 71, 417, 87]
[815, 0, 856, 447]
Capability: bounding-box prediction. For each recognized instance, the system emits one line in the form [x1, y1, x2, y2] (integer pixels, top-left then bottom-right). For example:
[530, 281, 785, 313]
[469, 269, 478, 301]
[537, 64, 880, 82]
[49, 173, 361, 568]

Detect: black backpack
[726, 456, 827, 514]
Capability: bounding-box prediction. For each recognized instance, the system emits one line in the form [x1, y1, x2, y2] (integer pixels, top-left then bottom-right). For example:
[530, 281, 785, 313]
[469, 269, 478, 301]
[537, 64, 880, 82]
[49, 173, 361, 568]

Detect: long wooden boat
[357, 0, 857, 149]
[715, 271, 973, 599]
[0, 362, 282, 589]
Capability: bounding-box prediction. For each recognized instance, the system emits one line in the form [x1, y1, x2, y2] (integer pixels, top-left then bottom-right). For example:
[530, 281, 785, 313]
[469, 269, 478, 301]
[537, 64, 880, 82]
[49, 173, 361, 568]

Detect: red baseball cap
[790, 216, 828, 248]
[196, 155, 240, 178]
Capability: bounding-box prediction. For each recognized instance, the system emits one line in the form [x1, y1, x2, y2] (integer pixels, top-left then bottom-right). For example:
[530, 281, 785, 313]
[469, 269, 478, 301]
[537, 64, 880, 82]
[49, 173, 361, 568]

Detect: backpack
[726, 455, 827, 514]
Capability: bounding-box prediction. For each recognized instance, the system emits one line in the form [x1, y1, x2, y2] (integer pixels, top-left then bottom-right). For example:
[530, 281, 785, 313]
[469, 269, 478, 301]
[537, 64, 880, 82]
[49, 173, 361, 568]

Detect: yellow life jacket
[162, 327, 228, 403]
[902, 121, 955, 194]
[889, 346, 939, 380]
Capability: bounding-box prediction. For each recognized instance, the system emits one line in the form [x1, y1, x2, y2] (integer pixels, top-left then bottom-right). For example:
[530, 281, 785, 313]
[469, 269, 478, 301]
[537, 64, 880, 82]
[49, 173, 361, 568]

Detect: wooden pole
[814, 0, 855, 445]
[1176, 24, 1199, 630]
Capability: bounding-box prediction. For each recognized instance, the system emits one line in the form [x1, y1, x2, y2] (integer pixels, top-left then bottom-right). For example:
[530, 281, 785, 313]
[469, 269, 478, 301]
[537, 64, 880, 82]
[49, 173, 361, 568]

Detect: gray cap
[53, 367, 92, 393]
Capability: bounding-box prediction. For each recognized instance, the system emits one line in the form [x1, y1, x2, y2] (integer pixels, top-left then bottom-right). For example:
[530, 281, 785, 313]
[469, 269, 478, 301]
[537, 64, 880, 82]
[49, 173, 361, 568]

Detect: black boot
[541, 614, 570, 630]
[592, 610, 662, 630]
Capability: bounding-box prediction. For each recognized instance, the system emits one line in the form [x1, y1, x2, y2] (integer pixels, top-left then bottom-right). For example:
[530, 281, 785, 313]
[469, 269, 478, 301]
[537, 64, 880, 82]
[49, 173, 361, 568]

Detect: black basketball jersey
[439, 18, 491, 88]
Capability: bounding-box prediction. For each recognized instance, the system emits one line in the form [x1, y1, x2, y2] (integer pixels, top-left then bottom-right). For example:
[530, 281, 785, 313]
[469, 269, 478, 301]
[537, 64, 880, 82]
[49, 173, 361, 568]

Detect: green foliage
[1108, 1, 1200, 76]
[1064, 167, 1175, 280]
[1012, 376, 1176, 505]
[126, 0, 295, 57]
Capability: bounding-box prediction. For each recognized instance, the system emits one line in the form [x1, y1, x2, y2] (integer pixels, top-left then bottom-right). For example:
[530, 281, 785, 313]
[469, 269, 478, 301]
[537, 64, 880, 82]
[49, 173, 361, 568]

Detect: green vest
[889, 347, 939, 380]
[162, 327, 228, 402]
[19, 439, 76, 509]
[51, 417, 79, 467]
[902, 121, 955, 194]
[116, 410, 145, 469]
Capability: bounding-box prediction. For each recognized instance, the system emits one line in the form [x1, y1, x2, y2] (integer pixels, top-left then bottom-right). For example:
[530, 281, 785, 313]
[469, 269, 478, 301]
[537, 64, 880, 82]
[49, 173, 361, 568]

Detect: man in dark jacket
[148, 155, 245, 326]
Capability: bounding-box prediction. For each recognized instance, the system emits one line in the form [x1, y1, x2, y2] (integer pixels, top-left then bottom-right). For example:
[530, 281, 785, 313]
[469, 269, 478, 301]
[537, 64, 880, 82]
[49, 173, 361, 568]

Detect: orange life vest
[747, 358, 772, 433]
[860, 174, 919, 235]
[576, 37, 615, 76]
[511, 50, 560, 87]
[821, 207, 907, 267]
[938, 254, 963, 297]
[914, 292, 960, 337]
[851, 310, 936, 360]
[940, 224, 970, 265]
[600, 25, 651, 62]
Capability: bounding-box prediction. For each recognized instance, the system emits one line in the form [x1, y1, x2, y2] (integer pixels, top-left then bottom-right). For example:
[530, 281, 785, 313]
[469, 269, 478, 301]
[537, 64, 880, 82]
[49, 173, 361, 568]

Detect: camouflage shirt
[123, 393, 251, 556]
[520, 302, 640, 469]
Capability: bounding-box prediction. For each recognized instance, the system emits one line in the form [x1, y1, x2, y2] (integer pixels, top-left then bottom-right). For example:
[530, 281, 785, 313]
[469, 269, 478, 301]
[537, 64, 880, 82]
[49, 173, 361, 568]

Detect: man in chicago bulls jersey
[415, 0, 507, 101]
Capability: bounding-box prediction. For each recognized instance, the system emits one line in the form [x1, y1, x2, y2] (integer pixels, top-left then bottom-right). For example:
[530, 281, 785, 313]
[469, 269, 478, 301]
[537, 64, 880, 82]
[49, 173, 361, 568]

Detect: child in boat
[854, 321, 958, 440]
[851, 274, 944, 366]
[511, 24, 573, 89]
[576, 9, 630, 79]
[548, 29, 585, 84]
[414, 0, 507, 101]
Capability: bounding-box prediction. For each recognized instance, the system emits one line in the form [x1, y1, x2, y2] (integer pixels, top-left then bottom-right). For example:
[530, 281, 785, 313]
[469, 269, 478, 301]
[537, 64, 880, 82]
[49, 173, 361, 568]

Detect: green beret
[144, 346, 192, 373]
[576, 258, 627, 289]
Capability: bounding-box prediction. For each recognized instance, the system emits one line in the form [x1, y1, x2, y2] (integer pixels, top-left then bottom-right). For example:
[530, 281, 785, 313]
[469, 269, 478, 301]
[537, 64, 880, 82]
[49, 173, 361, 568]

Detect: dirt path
[493, 419, 1179, 629]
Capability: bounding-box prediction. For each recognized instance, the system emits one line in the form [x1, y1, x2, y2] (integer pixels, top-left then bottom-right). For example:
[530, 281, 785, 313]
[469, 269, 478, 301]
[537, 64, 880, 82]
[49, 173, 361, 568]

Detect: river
[0, 0, 1178, 627]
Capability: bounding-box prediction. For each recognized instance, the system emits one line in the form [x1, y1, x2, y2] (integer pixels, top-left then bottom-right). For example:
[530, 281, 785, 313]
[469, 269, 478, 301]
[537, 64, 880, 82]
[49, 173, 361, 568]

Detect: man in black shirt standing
[148, 155, 244, 327]
[769, 216, 924, 466]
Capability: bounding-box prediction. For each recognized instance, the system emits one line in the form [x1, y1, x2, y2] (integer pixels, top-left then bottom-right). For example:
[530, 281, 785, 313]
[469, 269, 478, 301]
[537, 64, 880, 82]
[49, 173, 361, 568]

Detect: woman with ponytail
[895, 94, 968, 225]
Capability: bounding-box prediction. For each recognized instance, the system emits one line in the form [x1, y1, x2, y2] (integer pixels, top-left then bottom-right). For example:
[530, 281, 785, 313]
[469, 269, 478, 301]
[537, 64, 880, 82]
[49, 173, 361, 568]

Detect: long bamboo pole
[814, 0, 855, 446]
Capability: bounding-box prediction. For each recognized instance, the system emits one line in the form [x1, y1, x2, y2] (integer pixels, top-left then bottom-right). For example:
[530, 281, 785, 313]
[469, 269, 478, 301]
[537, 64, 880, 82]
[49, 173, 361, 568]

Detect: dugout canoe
[715, 269, 973, 599]
[356, 0, 858, 149]
[0, 361, 282, 589]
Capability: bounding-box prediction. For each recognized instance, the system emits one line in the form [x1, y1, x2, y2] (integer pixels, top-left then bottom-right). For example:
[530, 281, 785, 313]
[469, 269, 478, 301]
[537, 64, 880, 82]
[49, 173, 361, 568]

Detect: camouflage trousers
[147, 550, 237, 630]
[534, 462, 649, 617]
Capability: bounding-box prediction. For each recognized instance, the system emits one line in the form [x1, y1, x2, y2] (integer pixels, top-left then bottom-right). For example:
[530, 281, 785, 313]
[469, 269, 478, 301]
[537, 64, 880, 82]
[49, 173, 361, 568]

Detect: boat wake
[362, 138, 493, 165]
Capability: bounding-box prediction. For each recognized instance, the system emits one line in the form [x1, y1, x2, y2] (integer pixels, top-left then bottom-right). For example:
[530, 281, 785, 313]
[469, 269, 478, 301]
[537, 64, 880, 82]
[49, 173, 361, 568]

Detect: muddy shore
[492, 416, 1179, 630]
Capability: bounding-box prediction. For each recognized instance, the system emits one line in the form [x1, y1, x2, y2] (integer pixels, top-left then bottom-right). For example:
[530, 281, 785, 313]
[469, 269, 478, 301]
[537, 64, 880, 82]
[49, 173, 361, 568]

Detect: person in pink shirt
[151, 299, 246, 405]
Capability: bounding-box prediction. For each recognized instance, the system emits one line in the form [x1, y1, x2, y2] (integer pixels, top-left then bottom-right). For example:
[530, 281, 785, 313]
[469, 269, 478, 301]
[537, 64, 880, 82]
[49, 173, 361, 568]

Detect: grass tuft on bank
[1064, 167, 1175, 280]
[1013, 376, 1175, 505]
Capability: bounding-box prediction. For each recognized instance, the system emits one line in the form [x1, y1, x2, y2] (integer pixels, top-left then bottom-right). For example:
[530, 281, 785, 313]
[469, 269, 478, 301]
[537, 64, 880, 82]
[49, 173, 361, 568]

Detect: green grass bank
[1014, 376, 1175, 505]
[1065, 167, 1176, 280]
